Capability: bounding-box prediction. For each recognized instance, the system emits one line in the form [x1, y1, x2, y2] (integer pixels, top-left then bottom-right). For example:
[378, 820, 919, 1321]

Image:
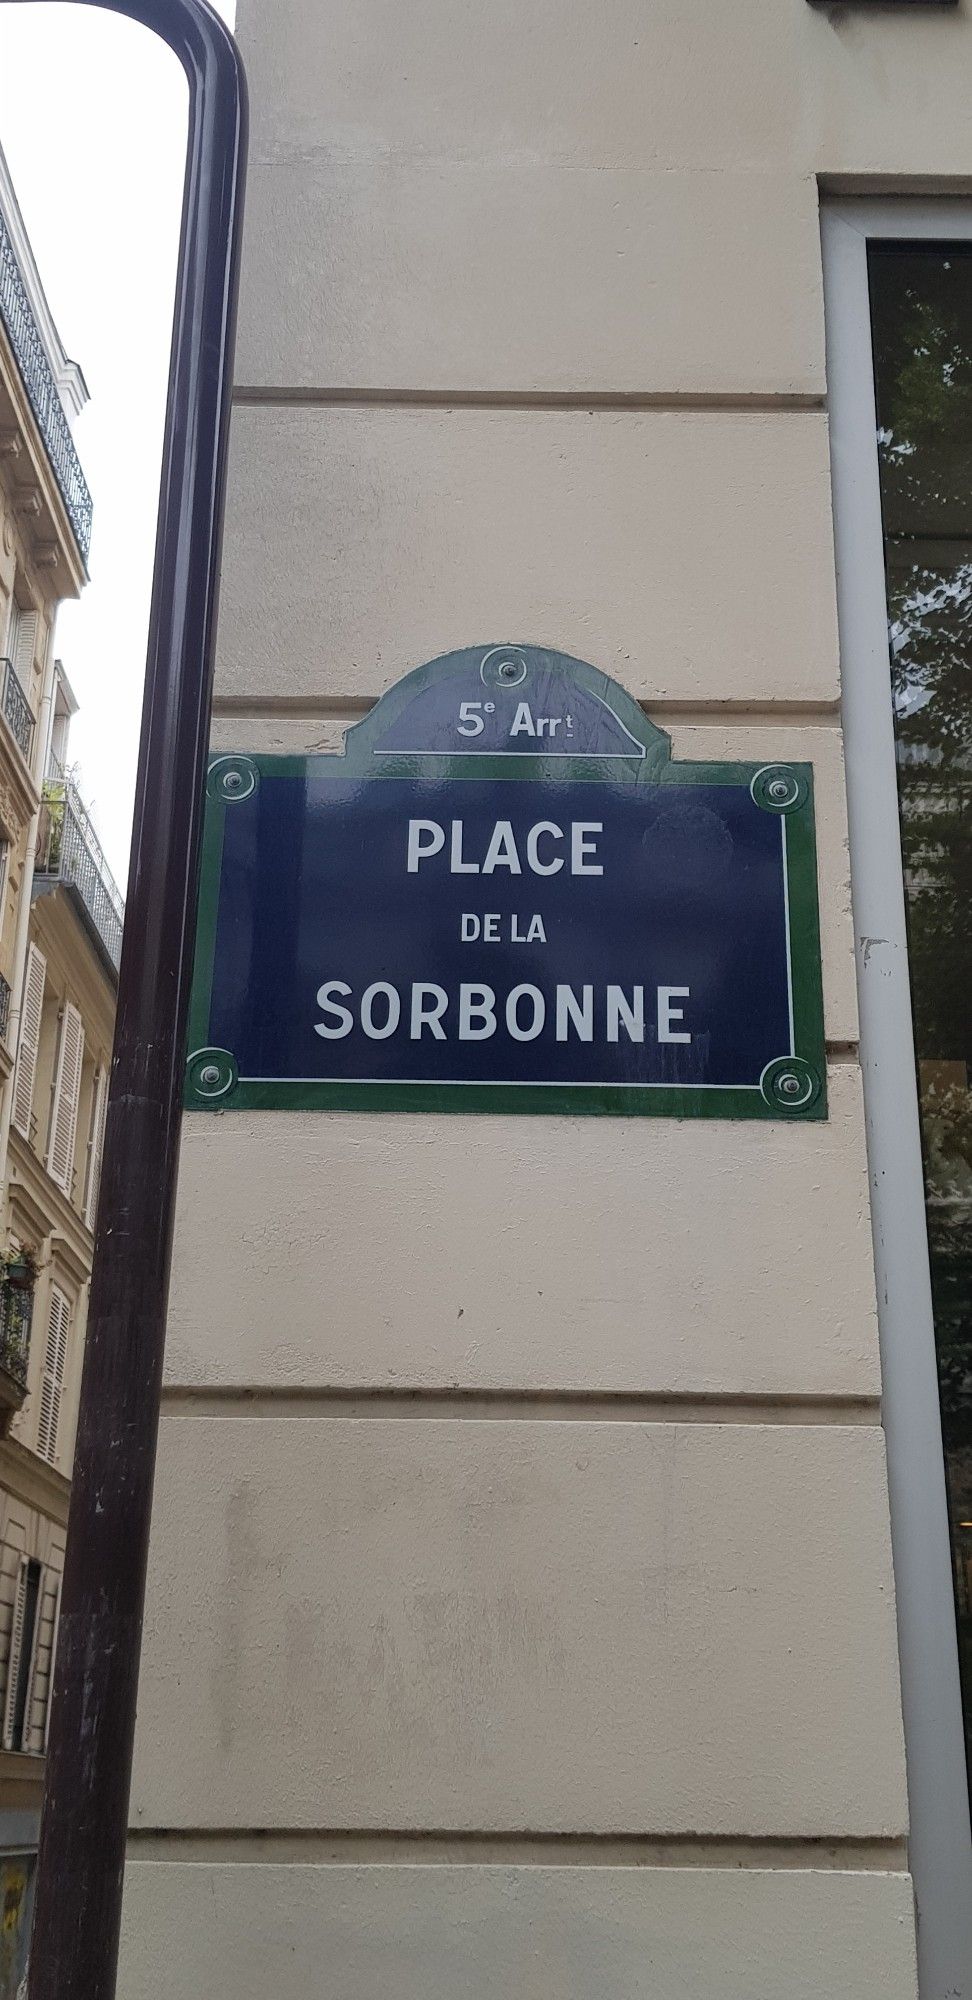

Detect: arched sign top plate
[342, 644, 670, 776]
[189, 645, 827, 1121]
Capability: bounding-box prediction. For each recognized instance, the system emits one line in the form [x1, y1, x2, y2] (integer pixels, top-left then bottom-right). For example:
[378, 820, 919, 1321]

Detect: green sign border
[187, 647, 828, 1121]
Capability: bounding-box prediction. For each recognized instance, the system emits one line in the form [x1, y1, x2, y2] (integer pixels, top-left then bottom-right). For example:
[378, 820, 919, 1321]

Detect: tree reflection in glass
[870, 245, 972, 1794]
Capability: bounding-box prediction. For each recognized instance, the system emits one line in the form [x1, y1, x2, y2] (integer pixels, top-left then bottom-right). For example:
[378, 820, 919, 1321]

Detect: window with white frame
[1, 599, 38, 768]
[1, 1556, 61, 1754]
[36, 1285, 71, 1467]
[11, 943, 45, 1141]
[824, 203, 972, 1995]
[4, 598, 37, 689]
[46, 1001, 84, 1197]
[867, 241, 972, 1794]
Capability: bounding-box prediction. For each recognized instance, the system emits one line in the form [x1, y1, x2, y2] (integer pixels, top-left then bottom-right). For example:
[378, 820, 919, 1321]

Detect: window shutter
[43, 1571, 62, 1751]
[2, 1558, 29, 1748]
[36, 1287, 70, 1466]
[12, 943, 46, 1139]
[10, 609, 37, 686]
[47, 1002, 84, 1195]
[83, 1064, 109, 1229]
[21, 1563, 56, 1754]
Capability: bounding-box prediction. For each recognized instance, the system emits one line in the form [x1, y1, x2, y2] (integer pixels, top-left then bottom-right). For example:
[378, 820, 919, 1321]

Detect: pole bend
[10, 3, 247, 1994]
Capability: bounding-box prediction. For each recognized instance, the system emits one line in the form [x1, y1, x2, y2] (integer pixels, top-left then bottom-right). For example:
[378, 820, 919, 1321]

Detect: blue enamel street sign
[187, 645, 827, 1119]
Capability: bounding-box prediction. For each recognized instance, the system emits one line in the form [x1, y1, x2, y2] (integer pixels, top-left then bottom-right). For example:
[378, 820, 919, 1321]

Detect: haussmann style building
[0, 140, 122, 1996]
[112, 4, 972, 1998]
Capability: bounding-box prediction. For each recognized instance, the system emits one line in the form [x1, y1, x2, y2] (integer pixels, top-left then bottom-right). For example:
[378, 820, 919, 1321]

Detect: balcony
[0, 656, 35, 766]
[0, 1278, 32, 1399]
[0, 208, 93, 563]
[36, 770, 125, 974]
[0, 971, 10, 1045]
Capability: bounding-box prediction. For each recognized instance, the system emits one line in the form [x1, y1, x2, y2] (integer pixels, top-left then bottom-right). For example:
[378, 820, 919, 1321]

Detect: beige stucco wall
[118, 1, 972, 1991]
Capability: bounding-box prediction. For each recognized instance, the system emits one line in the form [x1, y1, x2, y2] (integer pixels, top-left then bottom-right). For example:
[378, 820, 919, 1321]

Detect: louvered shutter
[21, 1563, 56, 1754]
[43, 1571, 62, 1750]
[36, 1287, 70, 1466]
[12, 943, 46, 1139]
[47, 1002, 84, 1195]
[10, 609, 37, 687]
[83, 1064, 109, 1229]
[2, 1558, 29, 1748]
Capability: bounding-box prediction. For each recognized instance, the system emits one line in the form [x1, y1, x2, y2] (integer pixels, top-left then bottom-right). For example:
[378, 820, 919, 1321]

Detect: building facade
[0, 144, 119, 1996]
[117, 5, 972, 1998]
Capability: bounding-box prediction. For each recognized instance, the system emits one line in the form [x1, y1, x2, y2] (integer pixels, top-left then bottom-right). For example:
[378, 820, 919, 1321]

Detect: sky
[0, 0, 235, 883]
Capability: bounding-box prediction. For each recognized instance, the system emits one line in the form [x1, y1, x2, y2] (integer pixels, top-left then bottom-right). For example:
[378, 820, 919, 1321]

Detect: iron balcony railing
[0, 1280, 32, 1392]
[0, 208, 93, 563]
[37, 774, 125, 971]
[0, 971, 10, 1044]
[0, 656, 35, 764]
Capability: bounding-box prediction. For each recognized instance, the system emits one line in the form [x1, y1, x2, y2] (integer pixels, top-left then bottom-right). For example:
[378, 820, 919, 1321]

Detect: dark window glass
[10, 1558, 40, 1751]
[869, 243, 972, 1799]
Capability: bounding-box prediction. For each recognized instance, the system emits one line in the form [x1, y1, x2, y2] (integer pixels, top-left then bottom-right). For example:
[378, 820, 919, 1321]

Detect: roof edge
[0, 137, 89, 424]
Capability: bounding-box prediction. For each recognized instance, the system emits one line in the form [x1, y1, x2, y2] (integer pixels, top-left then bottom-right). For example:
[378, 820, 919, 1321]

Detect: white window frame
[822, 201, 972, 1997]
[12, 942, 46, 1142]
[5, 602, 37, 690]
[36, 1283, 71, 1468]
[46, 1000, 85, 1197]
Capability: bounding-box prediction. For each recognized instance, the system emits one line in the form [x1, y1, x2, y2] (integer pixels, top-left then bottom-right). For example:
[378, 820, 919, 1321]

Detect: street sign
[187, 646, 827, 1119]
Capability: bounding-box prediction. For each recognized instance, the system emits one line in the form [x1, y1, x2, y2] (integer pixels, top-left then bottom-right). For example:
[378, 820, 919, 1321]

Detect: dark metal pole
[23, 4, 247, 1995]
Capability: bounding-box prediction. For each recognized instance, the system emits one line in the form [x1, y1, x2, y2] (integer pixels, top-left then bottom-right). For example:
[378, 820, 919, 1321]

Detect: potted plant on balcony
[3, 1249, 36, 1291]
